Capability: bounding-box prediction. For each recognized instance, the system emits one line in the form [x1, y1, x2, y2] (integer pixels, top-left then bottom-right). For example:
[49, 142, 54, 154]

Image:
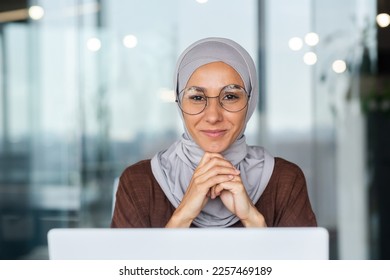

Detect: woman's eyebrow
[188, 84, 242, 91]
[186, 85, 206, 91]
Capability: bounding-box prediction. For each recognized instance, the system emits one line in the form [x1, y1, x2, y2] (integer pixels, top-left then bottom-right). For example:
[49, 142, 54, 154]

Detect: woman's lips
[201, 130, 227, 138]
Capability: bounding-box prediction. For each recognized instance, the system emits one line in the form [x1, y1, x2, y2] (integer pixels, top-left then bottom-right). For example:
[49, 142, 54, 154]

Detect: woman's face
[182, 62, 248, 153]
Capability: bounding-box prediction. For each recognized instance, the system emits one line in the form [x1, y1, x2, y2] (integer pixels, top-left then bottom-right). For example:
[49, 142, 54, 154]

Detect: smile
[200, 130, 227, 138]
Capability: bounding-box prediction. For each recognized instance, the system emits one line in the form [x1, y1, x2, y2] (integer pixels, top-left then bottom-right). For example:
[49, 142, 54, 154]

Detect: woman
[111, 37, 317, 228]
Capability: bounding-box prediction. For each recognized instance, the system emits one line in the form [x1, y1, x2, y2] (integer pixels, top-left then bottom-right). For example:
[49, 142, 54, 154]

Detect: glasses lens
[219, 85, 248, 112]
[179, 87, 207, 115]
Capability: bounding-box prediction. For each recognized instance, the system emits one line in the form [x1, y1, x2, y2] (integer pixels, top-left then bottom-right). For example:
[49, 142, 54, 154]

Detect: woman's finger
[196, 157, 239, 179]
[197, 152, 224, 168]
[194, 166, 239, 186]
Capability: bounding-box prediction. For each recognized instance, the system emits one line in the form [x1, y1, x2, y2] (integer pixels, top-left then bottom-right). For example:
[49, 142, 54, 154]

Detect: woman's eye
[222, 93, 240, 100]
[189, 95, 206, 101]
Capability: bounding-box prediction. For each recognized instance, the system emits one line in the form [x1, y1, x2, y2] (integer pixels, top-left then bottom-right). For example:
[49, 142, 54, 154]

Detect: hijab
[151, 37, 275, 227]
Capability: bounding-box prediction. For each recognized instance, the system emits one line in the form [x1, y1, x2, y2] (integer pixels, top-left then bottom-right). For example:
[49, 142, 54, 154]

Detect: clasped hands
[166, 152, 266, 228]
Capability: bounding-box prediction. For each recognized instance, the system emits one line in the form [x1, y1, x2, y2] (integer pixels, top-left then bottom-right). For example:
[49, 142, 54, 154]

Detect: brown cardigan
[111, 157, 317, 228]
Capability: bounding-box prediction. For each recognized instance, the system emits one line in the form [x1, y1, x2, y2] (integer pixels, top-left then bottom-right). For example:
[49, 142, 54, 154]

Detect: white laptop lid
[47, 227, 329, 260]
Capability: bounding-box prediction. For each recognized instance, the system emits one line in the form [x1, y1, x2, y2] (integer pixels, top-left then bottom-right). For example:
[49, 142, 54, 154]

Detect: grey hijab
[151, 37, 274, 227]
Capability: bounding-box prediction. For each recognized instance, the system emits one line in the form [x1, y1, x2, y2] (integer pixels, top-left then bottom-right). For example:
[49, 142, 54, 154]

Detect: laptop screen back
[47, 227, 329, 260]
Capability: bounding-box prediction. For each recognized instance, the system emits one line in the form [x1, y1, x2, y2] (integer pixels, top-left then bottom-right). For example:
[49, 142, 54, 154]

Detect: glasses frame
[176, 84, 251, 115]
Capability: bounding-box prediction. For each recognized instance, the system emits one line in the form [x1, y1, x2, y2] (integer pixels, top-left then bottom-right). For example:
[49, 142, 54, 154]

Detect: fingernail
[229, 175, 234, 179]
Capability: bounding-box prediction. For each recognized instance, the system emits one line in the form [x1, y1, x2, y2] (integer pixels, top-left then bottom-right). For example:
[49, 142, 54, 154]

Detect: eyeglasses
[176, 84, 250, 115]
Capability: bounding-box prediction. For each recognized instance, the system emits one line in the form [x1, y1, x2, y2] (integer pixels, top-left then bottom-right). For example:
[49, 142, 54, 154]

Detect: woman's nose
[203, 97, 223, 123]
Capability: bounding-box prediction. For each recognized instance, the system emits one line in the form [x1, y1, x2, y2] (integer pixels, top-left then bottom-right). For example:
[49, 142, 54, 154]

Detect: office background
[0, 0, 389, 260]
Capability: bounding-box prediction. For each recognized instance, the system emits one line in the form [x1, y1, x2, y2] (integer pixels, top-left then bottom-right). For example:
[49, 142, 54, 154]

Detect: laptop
[47, 227, 329, 260]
